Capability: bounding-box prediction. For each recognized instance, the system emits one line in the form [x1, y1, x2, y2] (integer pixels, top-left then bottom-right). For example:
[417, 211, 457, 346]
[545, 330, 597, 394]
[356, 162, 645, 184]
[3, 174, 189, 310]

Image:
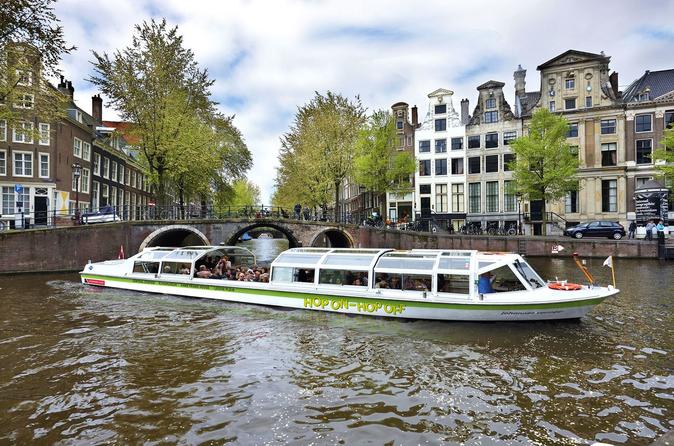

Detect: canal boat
[80, 247, 619, 321]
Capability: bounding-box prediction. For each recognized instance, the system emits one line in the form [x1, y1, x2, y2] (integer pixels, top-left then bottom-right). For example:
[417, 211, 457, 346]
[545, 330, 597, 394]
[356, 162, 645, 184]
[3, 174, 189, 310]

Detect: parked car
[81, 206, 121, 224]
[564, 221, 626, 240]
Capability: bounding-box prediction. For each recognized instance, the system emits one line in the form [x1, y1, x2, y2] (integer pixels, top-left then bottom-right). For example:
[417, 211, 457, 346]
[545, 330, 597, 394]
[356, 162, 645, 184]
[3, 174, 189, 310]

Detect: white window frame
[93, 153, 101, 176]
[0, 120, 6, 142]
[0, 150, 6, 176]
[565, 78, 575, 89]
[111, 161, 118, 183]
[39, 153, 49, 178]
[103, 157, 110, 179]
[73, 137, 82, 158]
[82, 141, 91, 161]
[13, 93, 34, 109]
[81, 168, 90, 194]
[12, 121, 33, 144]
[13, 151, 33, 177]
[635, 114, 652, 133]
[38, 123, 50, 145]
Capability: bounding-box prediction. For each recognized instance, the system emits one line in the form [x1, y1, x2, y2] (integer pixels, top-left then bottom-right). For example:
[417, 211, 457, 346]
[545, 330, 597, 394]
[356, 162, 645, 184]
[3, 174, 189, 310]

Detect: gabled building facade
[386, 101, 417, 223]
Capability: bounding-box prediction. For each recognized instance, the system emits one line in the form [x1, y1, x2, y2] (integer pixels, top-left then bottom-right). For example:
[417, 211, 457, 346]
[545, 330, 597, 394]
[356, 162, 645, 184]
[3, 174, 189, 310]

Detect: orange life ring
[548, 282, 583, 291]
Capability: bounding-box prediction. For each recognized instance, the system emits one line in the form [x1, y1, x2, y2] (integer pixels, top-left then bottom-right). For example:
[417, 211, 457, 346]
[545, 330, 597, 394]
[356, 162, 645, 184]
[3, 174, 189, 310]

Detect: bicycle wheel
[507, 228, 517, 236]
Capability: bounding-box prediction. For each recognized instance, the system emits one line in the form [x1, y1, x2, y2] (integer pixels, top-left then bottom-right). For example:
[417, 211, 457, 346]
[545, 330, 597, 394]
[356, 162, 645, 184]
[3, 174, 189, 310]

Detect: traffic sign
[14, 184, 23, 193]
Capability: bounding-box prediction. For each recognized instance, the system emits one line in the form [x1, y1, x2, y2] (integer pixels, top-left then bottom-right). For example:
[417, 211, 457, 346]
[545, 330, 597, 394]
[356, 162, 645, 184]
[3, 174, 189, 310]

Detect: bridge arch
[225, 222, 300, 248]
[140, 225, 210, 250]
[308, 227, 354, 248]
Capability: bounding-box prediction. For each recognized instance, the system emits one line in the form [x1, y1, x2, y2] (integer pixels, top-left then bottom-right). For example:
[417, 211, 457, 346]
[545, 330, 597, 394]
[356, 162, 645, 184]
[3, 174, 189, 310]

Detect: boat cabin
[129, 246, 256, 277]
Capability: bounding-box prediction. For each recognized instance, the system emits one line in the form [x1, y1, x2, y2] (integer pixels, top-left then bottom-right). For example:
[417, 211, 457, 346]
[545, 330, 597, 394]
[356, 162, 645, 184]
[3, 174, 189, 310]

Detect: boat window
[137, 250, 171, 261]
[438, 257, 471, 270]
[514, 260, 545, 288]
[161, 262, 191, 275]
[318, 269, 368, 287]
[322, 254, 375, 267]
[133, 261, 159, 274]
[437, 274, 470, 294]
[374, 272, 431, 291]
[376, 256, 435, 270]
[274, 252, 324, 265]
[478, 261, 496, 270]
[271, 267, 315, 284]
[479, 265, 526, 293]
[164, 250, 203, 261]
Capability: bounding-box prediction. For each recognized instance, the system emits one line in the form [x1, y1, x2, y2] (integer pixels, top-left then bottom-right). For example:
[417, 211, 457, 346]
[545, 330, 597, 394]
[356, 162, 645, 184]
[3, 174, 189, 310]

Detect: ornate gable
[427, 88, 454, 98]
[537, 49, 610, 71]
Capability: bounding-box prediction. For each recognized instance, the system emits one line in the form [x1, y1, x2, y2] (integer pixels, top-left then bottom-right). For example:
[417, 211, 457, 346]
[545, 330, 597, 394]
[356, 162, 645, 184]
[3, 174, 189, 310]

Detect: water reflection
[0, 256, 672, 445]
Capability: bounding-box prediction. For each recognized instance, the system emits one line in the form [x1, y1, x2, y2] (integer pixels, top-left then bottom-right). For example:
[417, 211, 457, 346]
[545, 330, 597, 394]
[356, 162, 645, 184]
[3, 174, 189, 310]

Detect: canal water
[0, 239, 672, 445]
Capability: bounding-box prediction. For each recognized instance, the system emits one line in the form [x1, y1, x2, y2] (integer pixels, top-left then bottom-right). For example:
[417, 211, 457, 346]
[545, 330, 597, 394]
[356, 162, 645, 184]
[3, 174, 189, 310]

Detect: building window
[601, 143, 617, 166]
[452, 184, 464, 212]
[485, 155, 499, 173]
[12, 121, 33, 143]
[601, 119, 616, 134]
[485, 98, 496, 109]
[665, 110, 674, 129]
[110, 186, 117, 206]
[635, 114, 652, 132]
[73, 137, 82, 158]
[93, 153, 101, 176]
[396, 120, 403, 129]
[16, 69, 33, 86]
[39, 123, 50, 145]
[419, 159, 431, 176]
[503, 131, 516, 145]
[483, 111, 498, 123]
[585, 96, 592, 108]
[503, 180, 516, 212]
[103, 157, 110, 178]
[0, 120, 6, 141]
[13, 93, 34, 109]
[451, 158, 464, 175]
[92, 181, 99, 210]
[125, 168, 130, 185]
[567, 123, 578, 138]
[406, 135, 413, 146]
[636, 177, 652, 188]
[2, 187, 14, 215]
[119, 165, 125, 184]
[485, 132, 498, 148]
[0, 151, 5, 175]
[81, 168, 90, 194]
[565, 78, 575, 89]
[636, 139, 652, 164]
[565, 190, 578, 213]
[468, 136, 480, 149]
[549, 101, 555, 112]
[486, 181, 499, 213]
[468, 157, 481, 174]
[435, 184, 448, 213]
[435, 119, 446, 131]
[564, 98, 576, 110]
[101, 184, 109, 206]
[419, 184, 431, 194]
[451, 137, 463, 150]
[434, 159, 447, 175]
[435, 139, 447, 153]
[468, 182, 481, 213]
[13, 152, 33, 177]
[601, 179, 617, 212]
[39, 153, 49, 178]
[503, 153, 515, 171]
[419, 140, 430, 153]
[111, 161, 118, 182]
[434, 104, 446, 114]
[82, 142, 91, 161]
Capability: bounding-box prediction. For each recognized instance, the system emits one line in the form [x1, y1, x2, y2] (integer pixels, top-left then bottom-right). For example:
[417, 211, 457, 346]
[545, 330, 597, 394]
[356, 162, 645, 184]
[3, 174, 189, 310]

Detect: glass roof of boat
[272, 248, 390, 268]
[134, 245, 255, 262]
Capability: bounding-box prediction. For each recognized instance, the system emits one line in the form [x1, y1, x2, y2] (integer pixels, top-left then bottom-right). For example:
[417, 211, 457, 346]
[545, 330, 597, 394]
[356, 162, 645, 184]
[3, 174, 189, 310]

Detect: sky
[54, 0, 674, 202]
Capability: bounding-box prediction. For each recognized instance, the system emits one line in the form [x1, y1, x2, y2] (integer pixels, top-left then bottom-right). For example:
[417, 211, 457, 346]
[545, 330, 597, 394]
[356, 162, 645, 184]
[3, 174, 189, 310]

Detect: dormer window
[434, 104, 446, 114]
[75, 110, 83, 123]
[565, 78, 575, 89]
[485, 98, 496, 109]
[483, 111, 498, 123]
[16, 70, 32, 86]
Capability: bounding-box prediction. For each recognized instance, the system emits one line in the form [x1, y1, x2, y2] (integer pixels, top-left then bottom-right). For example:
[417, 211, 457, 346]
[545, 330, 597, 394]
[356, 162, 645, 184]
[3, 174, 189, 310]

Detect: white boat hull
[80, 272, 615, 322]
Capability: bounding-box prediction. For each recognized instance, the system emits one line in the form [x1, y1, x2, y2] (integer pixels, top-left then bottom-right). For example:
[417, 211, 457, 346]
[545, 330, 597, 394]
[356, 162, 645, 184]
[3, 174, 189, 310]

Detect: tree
[653, 125, 674, 186]
[509, 108, 579, 235]
[353, 110, 415, 213]
[0, 0, 74, 128]
[227, 179, 261, 208]
[89, 19, 251, 207]
[274, 91, 366, 220]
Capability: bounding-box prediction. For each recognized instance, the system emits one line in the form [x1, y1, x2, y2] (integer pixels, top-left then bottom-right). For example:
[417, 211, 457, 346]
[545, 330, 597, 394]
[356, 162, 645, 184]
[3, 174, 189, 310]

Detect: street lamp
[72, 162, 81, 225]
[516, 192, 523, 235]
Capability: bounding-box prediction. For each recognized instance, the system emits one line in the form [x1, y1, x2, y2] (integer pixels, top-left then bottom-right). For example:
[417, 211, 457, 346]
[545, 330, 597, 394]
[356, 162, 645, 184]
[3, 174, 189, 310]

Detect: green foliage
[273, 91, 366, 217]
[509, 108, 579, 234]
[89, 19, 251, 206]
[0, 0, 74, 128]
[225, 179, 261, 208]
[353, 110, 415, 197]
[653, 125, 674, 185]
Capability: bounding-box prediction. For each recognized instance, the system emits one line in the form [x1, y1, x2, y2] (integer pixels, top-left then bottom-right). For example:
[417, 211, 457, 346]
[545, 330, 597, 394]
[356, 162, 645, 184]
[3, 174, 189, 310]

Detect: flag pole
[610, 261, 616, 288]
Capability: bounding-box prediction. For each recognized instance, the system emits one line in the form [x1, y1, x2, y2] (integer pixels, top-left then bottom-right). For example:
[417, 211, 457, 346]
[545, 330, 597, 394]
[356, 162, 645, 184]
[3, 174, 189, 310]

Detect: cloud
[54, 0, 674, 202]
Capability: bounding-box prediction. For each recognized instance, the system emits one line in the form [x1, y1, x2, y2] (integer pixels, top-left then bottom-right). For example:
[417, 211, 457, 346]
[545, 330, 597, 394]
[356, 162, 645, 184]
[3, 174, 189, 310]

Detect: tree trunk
[334, 180, 341, 223]
[179, 187, 185, 220]
[157, 167, 166, 208]
[541, 199, 547, 236]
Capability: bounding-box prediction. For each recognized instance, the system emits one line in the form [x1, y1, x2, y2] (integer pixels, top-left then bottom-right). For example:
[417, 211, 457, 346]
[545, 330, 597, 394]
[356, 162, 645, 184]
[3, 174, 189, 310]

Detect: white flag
[602, 256, 613, 268]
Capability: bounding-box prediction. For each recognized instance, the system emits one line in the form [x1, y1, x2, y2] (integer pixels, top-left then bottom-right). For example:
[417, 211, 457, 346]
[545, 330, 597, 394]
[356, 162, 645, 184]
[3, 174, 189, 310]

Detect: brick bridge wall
[0, 221, 659, 274]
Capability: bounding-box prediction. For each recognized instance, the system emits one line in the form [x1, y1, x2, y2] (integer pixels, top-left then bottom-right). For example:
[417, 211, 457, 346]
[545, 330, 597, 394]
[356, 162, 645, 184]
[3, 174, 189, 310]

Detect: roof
[476, 80, 505, 90]
[515, 91, 541, 118]
[427, 88, 454, 98]
[537, 49, 610, 71]
[391, 101, 409, 108]
[102, 120, 141, 145]
[622, 69, 674, 103]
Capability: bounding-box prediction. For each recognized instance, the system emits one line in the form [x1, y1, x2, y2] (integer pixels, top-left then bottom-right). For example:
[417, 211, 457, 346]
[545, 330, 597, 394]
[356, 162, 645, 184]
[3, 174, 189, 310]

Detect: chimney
[58, 78, 74, 100]
[460, 99, 470, 125]
[411, 105, 418, 127]
[514, 64, 526, 98]
[92, 95, 103, 126]
[609, 72, 619, 97]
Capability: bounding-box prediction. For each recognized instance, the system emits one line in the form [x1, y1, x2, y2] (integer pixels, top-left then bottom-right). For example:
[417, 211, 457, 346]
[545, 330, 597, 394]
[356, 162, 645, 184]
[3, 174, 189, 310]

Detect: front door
[420, 197, 431, 218]
[34, 196, 48, 226]
[530, 200, 544, 221]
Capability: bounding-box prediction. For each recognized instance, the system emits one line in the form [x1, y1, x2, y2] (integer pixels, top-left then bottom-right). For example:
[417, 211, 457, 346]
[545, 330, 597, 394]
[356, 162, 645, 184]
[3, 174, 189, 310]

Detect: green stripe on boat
[81, 274, 605, 311]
